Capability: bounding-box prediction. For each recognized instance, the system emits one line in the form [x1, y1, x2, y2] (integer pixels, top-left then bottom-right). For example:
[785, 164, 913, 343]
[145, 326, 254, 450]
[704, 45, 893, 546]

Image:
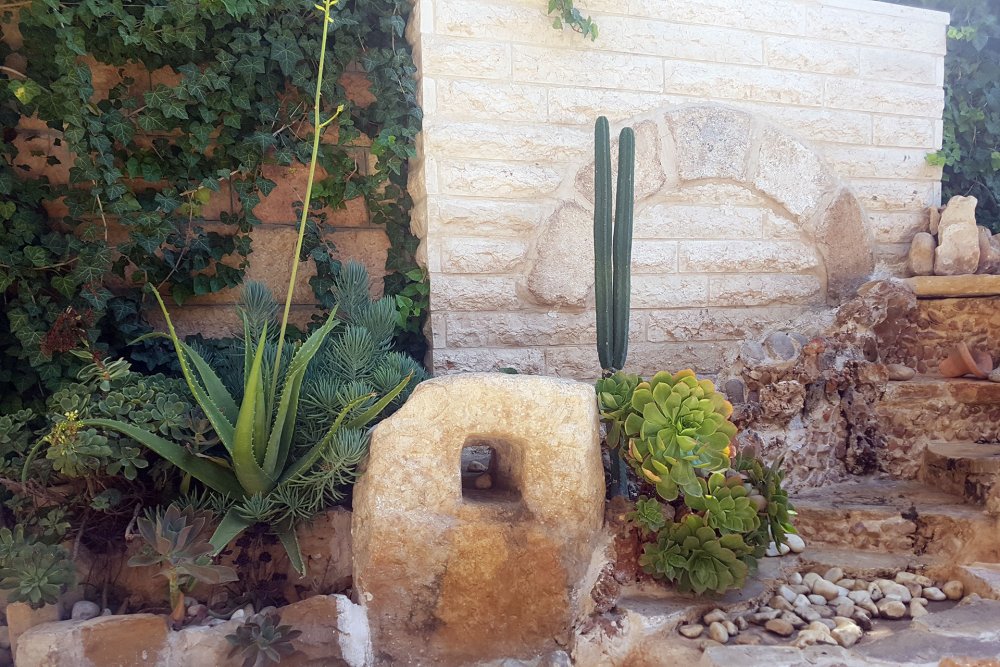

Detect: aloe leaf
[233, 324, 273, 495]
[264, 308, 339, 476]
[277, 521, 306, 576]
[209, 508, 254, 555]
[146, 286, 235, 450]
[276, 393, 372, 487]
[80, 418, 243, 497]
[344, 373, 412, 429]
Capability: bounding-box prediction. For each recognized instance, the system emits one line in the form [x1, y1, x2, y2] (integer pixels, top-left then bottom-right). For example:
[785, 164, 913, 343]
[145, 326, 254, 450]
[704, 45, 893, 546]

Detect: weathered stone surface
[814, 189, 876, 302]
[7, 603, 59, 659]
[574, 120, 666, 202]
[908, 231, 936, 276]
[977, 226, 1000, 274]
[353, 373, 603, 665]
[526, 203, 594, 307]
[901, 276, 1000, 299]
[755, 128, 838, 220]
[666, 106, 752, 181]
[935, 195, 980, 276]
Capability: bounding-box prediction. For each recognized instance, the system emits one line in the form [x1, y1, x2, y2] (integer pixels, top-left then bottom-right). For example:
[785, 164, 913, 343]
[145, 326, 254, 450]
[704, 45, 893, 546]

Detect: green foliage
[226, 610, 302, 667]
[548, 0, 598, 40]
[1, 0, 426, 395]
[594, 117, 635, 373]
[0, 526, 75, 608]
[734, 450, 797, 551]
[627, 496, 668, 537]
[895, 0, 1000, 230]
[684, 472, 761, 535]
[623, 370, 736, 502]
[129, 504, 238, 623]
[638, 514, 753, 595]
[595, 371, 639, 451]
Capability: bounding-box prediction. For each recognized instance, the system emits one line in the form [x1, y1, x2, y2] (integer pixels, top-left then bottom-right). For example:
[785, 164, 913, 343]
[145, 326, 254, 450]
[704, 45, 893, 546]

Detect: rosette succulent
[639, 514, 753, 595]
[623, 370, 736, 501]
[596, 371, 640, 451]
[684, 472, 761, 534]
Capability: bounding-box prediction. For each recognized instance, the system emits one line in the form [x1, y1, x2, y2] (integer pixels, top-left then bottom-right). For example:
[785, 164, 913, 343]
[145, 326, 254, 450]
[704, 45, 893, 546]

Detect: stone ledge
[902, 275, 1000, 298]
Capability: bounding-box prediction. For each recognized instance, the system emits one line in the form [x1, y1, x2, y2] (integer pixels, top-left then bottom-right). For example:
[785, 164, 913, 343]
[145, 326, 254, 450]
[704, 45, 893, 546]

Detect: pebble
[923, 587, 946, 601]
[679, 624, 704, 638]
[877, 581, 911, 602]
[807, 594, 826, 606]
[858, 599, 879, 616]
[723, 620, 739, 636]
[779, 585, 798, 603]
[903, 581, 923, 598]
[990, 367, 1000, 384]
[230, 609, 246, 622]
[832, 620, 863, 648]
[703, 609, 728, 624]
[765, 619, 795, 637]
[101, 608, 112, 617]
[913, 597, 928, 606]
[877, 600, 907, 619]
[781, 611, 806, 628]
[734, 634, 761, 646]
[943, 580, 964, 600]
[794, 621, 836, 648]
[770, 596, 793, 612]
[814, 604, 835, 619]
[835, 602, 855, 618]
[794, 595, 811, 608]
[789, 584, 810, 595]
[708, 622, 729, 644]
[848, 590, 871, 604]
[544, 650, 573, 667]
[887, 364, 916, 381]
[749, 610, 781, 625]
[909, 600, 928, 618]
[785, 534, 806, 553]
[853, 609, 873, 631]
[797, 607, 821, 623]
[735, 616, 749, 631]
[803, 572, 822, 589]
[187, 604, 208, 618]
[823, 567, 844, 583]
[836, 579, 856, 589]
[788, 572, 803, 585]
[765, 541, 791, 557]
[813, 579, 839, 601]
[71, 601, 100, 621]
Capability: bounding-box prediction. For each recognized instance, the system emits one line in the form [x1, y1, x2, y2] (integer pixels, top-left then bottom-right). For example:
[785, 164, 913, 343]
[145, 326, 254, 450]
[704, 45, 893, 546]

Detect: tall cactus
[594, 116, 636, 374]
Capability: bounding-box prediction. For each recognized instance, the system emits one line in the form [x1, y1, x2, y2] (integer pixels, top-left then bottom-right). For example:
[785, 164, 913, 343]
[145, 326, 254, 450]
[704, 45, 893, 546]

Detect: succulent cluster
[624, 370, 736, 502]
[226, 609, 301, 667]
[735, 450, 798, 550]
[638, 514, 754, 595]
[685, 472, 762, 535]
[0, 526, 75, 608]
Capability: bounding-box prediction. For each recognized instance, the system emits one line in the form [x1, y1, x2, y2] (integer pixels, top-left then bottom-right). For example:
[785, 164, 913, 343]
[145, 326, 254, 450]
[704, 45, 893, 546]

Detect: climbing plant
[895, 0, 1000, 230]
[547, 0, 598, 40]
[0, 0, 424, 405]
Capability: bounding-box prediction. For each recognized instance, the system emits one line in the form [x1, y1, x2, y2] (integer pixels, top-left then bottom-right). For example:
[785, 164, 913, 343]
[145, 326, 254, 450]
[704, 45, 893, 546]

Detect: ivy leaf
[161, 98, 189, 120]
[136, 111, 168, 132]
[104, 111, 134, 144]
[51, 275, 77, 299]
[24, 246, 49, 267]
[269, 34, 303, 76]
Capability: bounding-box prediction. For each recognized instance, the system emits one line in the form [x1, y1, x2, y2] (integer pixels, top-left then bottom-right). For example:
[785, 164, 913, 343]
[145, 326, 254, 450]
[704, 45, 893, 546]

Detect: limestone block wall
[407, 0, 949, 378]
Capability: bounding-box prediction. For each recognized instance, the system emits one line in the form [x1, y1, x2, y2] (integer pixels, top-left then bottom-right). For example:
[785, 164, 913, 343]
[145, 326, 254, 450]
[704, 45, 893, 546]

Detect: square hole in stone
[461, 437, 522, 503]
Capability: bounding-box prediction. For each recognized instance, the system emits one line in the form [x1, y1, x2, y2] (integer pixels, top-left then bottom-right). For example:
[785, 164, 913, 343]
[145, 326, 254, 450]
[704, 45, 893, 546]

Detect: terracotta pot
[939, 342, 992, 379]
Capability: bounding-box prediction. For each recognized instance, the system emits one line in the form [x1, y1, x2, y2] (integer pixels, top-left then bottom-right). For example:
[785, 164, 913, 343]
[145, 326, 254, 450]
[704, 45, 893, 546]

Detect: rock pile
[909, 195, 1000, 277]
[678, 567, 967, 648]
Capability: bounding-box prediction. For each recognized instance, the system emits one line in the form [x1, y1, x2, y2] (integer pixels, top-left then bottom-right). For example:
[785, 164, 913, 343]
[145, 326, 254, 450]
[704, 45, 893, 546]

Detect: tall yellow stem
[270, 1, 340, 404]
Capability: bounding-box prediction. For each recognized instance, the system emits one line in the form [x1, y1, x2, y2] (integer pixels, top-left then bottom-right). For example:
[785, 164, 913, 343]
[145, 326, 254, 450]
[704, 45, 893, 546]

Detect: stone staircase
[792, 287, 1000, 583]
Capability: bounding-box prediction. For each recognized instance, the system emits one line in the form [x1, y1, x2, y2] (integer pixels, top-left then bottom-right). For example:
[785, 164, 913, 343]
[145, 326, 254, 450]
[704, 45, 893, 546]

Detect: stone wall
[407, 0, 949, 378]
[2, 18, 388, 338]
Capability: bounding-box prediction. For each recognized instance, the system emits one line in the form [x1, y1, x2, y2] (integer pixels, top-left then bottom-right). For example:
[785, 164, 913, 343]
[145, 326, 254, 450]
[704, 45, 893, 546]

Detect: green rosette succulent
[685, 472, 761, 534]
[596, 371, 640, 451]
[638, 514, 753, 595]
[623, 370, 737, 501]
[627, 496, 669, 537]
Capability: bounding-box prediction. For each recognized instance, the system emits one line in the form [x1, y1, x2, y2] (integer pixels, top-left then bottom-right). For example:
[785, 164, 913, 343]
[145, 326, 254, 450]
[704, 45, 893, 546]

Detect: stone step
[956, 562, 1000, 600]
[877, 377, 1000, 479]
[792, 478, 1000, 564]
[921, 441, 1000, 514]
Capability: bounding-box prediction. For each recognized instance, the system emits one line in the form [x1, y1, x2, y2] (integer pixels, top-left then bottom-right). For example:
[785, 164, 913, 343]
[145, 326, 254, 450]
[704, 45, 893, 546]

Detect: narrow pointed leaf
[209, 508, 254, 555]
[344, 373, 412, 429]
[277, 521, 305, 576]
[276, 393, 371, 486]
[80, 418, 243, 497]
[233, 324, 274, 494]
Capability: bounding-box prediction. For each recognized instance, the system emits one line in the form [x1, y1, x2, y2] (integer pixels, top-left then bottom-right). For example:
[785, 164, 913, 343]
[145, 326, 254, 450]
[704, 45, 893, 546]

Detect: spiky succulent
[596, 371, 640, 451]
[639, 514, 753, 595]
[624, 370, 736, 502]
[684, 472, 761, 534]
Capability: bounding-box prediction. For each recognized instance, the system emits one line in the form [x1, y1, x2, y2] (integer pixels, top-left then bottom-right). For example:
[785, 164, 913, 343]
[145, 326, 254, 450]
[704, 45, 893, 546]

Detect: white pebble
[824, 567, 844, 583]
[708, 621, 729, 644]
[71, 601, 101, 621]
[788, 572, 803, 585]
[679, 624, 704, 638]
[785, 533, 806, 553]
[794, 594, 811, 608]
[923, 587, 946, 601]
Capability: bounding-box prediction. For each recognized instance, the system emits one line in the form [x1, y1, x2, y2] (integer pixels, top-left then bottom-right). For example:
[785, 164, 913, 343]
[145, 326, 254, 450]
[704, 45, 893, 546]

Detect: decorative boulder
[908, 232, 935, 276]
[934, 195, 980, 276]
[353, 373, 604, 666]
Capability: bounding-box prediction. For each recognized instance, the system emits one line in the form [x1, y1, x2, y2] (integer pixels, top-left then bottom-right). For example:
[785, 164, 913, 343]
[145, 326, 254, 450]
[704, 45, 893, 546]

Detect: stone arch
[526, 104, 875, 308]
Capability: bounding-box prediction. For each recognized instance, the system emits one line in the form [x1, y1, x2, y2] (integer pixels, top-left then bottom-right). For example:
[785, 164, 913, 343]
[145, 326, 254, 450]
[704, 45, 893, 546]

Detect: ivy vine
[548, 0, 598, 40]
[0, 0, 424, 403]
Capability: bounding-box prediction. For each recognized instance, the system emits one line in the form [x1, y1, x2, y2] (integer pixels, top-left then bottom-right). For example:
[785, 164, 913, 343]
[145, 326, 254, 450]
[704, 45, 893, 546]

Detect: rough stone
[909, 600, 928, 618]
[806, 594, 825, 606]
[929, 206, 942, 235]
[574, 120, 666, 202]
[703, 609, 728, 625]
[527, 203, 594, 308]
[7, 603, 59, 659]
[815, 189, 876, 303]
[886, 363, 915, 380]
[823, 567, 844, 583]
[909, 231, 936, 276]
[667, 106, 752, 181]
[977, 226, 1000, 274]
[876, 599, 907, 619]
[353, 374, 603, 665]
[935, 195, 981, 276]
[813, 579, 839, 601]
[923, 586, 946, 601]
[831, 620, 863, 648]
[793, 621, 836, 648]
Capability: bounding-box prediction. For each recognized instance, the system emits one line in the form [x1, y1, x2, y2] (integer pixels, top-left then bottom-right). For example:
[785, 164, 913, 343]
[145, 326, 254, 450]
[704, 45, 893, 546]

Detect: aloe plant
[76, 0, 411, 574]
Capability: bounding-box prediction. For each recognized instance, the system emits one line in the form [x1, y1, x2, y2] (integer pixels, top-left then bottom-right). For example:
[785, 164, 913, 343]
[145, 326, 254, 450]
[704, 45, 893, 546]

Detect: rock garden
[2, 0, 1000, 666]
